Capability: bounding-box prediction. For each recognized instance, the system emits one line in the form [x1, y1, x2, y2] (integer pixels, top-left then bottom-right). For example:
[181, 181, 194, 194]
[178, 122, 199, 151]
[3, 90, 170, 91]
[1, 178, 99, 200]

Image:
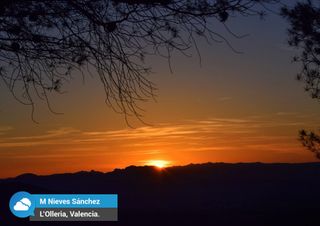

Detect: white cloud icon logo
[13, 198, 31, 211]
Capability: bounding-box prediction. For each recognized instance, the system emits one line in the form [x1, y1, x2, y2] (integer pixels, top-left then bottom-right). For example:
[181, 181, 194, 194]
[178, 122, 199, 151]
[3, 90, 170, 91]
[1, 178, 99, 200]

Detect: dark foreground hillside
[1, 162, 320, 225]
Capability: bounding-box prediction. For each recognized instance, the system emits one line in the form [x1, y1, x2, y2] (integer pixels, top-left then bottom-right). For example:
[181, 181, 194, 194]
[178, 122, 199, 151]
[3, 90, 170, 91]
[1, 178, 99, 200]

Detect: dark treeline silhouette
[1, 162, 320, 226]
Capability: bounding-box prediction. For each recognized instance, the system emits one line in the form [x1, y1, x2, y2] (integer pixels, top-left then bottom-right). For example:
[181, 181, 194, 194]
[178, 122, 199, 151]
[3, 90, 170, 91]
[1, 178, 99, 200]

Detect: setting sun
[146, 160, 171, 169]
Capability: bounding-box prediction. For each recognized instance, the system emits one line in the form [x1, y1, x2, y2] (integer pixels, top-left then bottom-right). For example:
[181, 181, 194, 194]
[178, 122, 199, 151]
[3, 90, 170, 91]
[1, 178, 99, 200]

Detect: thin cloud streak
[0, 115, 317, 164]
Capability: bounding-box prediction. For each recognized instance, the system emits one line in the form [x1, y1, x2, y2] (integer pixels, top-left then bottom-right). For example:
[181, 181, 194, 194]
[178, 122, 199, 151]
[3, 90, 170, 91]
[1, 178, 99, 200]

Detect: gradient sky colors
[0, 2, 319, 178]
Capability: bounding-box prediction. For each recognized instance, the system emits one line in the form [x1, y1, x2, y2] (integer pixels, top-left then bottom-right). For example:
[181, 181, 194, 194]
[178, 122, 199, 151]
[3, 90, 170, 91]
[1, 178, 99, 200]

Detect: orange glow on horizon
[0, 115, 318, 178]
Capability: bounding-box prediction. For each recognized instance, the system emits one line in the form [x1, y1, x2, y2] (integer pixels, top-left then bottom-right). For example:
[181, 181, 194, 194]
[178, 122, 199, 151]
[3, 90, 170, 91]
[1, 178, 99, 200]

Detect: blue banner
[33, 194, 118, 208]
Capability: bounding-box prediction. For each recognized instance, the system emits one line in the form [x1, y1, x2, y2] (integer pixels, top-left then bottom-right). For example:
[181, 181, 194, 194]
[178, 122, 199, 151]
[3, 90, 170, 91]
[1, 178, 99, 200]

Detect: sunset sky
[0, 4, 319, 178]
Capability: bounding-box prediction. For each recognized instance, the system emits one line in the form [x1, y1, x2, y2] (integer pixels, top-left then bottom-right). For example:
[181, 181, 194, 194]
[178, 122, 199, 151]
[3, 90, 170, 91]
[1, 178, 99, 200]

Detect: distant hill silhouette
[1, 162, 320, 225]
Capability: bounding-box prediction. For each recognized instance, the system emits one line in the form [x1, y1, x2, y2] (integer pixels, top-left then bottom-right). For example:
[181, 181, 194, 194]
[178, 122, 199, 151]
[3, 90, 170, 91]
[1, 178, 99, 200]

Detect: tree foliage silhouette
[299, 129, 320, 159]
[282, 1, 320, 100]
[0, 0, 277, 121]
[282, 1, 320, 159]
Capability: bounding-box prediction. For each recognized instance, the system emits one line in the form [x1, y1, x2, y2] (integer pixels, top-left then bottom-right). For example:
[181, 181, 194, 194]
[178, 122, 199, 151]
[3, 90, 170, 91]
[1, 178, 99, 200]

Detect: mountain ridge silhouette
[1, 162, 320, 225]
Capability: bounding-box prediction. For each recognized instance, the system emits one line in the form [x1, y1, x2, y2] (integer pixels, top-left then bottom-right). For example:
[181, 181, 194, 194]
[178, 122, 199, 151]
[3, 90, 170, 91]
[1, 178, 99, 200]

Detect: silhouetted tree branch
[299, 129, 320, 159]
[282, 1, 320, 100]
[282, 1, 320, 158]
[0, 0, 278, 122]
